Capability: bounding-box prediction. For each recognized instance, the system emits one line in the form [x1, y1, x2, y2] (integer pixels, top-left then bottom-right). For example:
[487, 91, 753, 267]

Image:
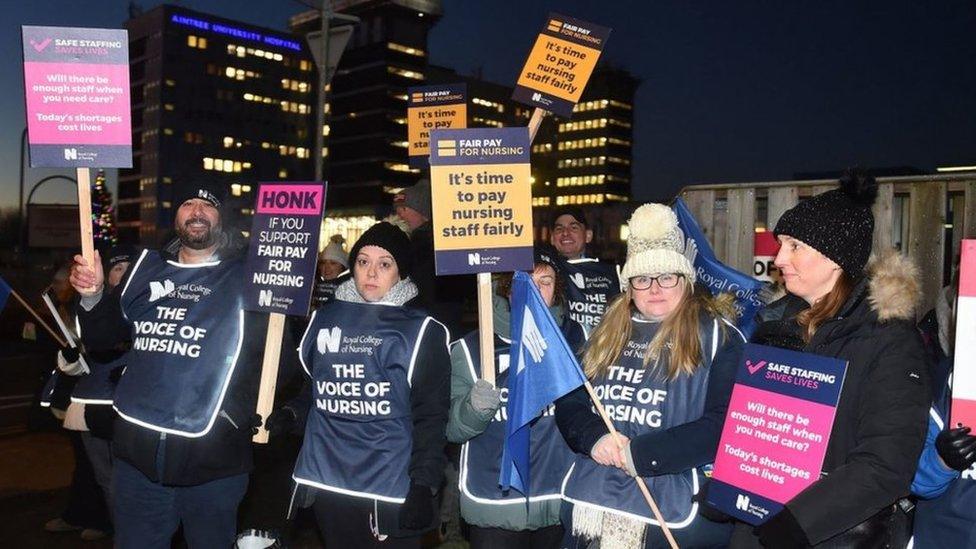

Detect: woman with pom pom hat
[271, 222, 452, 546]
[555, 203, 747, 548]
[728, 168, 931, 548]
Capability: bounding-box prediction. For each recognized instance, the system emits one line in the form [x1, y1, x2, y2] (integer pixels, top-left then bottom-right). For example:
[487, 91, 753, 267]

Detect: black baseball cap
[549, 206, 588, 228]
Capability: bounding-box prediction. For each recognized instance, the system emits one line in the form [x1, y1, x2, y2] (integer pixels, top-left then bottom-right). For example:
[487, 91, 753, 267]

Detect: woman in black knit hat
[266, 222, 451, 547]
[728, 169, 931, 548]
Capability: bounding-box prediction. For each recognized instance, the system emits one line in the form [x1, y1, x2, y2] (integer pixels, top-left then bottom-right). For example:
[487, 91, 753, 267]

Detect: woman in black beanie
[729, 169, 930, 548]
[267, 222, 450, 547]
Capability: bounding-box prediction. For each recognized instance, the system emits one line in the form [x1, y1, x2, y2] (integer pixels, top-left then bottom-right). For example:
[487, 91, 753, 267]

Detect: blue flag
[500, 271, 588, 495]
[0, 275, 11, 312]
[673, 197, 767, 337]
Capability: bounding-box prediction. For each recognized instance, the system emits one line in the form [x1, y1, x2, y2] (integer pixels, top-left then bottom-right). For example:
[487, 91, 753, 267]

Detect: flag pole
[582, 381, 680, 549]
[8, 288, 67, 347]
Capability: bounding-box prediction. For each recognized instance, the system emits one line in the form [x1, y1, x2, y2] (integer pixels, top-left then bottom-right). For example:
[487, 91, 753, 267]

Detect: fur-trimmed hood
[865, 251, 921, 322]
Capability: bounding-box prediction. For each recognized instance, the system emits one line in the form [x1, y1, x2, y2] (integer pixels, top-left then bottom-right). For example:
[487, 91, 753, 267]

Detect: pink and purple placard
[22, 25, 132, 168]
[706, 343, 847, 525]
[243, 183, 326, 316]
[952, 240, 976, 429]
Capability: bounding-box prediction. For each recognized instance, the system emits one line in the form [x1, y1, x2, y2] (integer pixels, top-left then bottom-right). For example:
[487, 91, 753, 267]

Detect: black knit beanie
[774, 168, 878, 275]
[348, 222, 412, 279]
[176, 183, 223, 209]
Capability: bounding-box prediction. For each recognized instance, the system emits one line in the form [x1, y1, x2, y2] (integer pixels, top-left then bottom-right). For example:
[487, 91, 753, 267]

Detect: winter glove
[57, 347, 86, 376]
[61, 346, 80, 364]
[249, 413, 263, 436]
[756, 507, 810, 548]
[936, 426, 976, 472]
[468, 379, 501, 417]
[398, 483, 435, 530]
[265, 407, 298, 437]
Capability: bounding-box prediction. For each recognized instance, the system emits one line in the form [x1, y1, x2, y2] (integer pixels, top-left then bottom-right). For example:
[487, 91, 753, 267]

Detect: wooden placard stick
[76, 168, 95, 269]
[527, 108, 545, 142]
[477, 272, 496, 386]
[583, 380, 680, 549]
[253, 312, 286, 443]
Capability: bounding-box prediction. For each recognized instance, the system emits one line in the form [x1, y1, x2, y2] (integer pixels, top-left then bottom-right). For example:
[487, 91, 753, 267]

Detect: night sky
[2, 0, 974, 208]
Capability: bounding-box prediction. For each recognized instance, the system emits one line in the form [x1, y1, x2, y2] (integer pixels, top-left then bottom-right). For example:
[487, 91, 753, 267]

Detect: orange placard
[512, 14, 611, 117]
[407, 83, 467, 167]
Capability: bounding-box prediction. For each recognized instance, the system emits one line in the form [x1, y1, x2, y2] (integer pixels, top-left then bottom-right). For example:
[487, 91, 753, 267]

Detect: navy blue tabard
[71, 354, 124, 405]
[39, 369, 59, 408]
[561, 316, 725, 528]
[458, 314, 585, 505]
[560, 258, 621, 331]
[293, 299, 446, 503]
[115, 250, 245, 437]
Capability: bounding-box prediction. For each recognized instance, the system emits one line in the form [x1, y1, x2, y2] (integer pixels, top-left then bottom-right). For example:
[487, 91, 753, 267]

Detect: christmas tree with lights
[91, 169, 118, 247]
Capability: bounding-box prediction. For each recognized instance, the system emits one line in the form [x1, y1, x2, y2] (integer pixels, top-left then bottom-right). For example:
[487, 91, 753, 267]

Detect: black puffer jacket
[736, 253, 930, 547]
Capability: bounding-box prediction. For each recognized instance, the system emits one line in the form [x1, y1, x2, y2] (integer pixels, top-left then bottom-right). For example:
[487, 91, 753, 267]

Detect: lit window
[223, 137, 234, 148]
[225, 67, 236, 78]
[387, 66, 424, 80]
[203, 157, 214, 170]
[384, 162, 420, 173]
[231, 183, 242, 197]
[388, 42, 425, 57]
[279, 168, 288, 178]
[187, 35, 197, 48]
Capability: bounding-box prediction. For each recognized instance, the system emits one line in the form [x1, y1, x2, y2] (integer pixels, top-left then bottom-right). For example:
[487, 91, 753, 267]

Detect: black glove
[756, 507, 810, 549]
[398, 483, 435, 530]
[936, 427, 976, 472]
[264, 407, 298, 437]
[249, 413, 263, 436]
[61, 346, 80, 364]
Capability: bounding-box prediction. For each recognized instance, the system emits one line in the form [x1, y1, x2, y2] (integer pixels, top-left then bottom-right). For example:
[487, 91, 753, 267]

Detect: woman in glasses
[556, 203, 746, 549]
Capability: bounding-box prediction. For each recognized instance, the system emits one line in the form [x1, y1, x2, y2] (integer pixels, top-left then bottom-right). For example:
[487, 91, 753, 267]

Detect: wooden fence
[677, 174, 976, 316]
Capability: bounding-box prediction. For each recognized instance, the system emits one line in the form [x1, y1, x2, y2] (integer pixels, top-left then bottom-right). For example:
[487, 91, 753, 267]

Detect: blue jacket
[911, 355, 976, 547]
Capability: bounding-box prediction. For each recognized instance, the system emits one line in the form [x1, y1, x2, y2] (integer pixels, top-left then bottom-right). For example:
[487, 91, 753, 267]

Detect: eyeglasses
[629, 273, 683, 290]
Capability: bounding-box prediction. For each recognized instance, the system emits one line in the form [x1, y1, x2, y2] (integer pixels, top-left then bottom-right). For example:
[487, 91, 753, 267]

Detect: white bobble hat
[620, 203, 695, 289]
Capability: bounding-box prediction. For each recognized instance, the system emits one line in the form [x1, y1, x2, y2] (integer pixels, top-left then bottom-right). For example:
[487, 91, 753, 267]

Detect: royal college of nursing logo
[148, 280, 175, 302]
[147, 280, 211, 303]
